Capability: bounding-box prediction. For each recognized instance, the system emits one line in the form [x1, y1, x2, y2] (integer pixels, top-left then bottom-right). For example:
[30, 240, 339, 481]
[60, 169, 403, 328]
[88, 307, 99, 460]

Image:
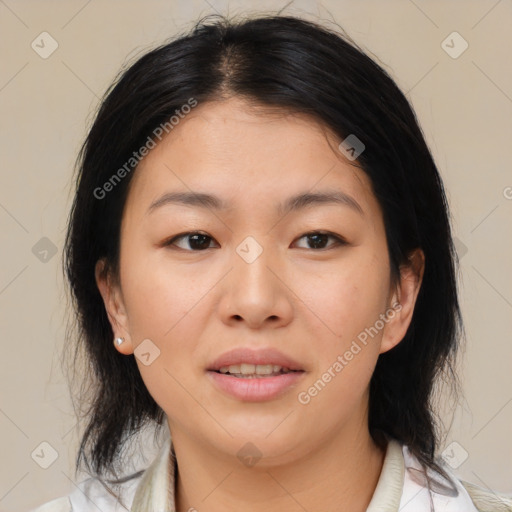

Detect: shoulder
[399, 444, 512, 512]
[28, 471, 144, 512]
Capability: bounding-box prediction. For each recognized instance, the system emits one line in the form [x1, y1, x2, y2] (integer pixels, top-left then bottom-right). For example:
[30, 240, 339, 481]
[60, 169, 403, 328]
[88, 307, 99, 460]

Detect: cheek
[297, 250, 390, 344]
[119, 250, 210, 416]
[120, 242, 211, 340]
[293, 251, 390, 422]
[294, 259, 387, 425]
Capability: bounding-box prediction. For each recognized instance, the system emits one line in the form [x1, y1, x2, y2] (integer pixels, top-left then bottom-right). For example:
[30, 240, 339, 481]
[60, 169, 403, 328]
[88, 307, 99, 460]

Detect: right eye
[163, 231, 218, 251]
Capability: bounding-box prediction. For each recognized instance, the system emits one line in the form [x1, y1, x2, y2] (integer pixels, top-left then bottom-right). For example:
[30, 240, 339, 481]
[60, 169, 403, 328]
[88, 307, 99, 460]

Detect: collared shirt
[30, 433, 512, 512]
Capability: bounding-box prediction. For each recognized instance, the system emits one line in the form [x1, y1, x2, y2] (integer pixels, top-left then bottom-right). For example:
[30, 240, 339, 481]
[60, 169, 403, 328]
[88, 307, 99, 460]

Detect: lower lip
[207, 371, 305, 402]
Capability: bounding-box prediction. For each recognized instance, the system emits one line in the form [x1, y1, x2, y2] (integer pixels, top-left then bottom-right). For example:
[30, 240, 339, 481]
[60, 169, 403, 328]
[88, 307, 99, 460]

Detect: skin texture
[96, 96, 424, 512]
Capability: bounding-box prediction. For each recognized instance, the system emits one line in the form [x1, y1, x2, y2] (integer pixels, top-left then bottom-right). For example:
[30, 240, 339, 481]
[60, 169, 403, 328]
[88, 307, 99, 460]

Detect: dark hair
[63, 12, 464, 492]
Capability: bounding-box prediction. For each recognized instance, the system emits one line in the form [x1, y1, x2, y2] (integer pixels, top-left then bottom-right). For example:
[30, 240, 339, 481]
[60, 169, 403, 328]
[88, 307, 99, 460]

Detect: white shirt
[29, 434, 511, 512]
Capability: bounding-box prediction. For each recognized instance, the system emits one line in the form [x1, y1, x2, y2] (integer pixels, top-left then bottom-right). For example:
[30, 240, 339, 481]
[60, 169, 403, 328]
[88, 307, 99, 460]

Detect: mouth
[206, 348, 306, 401]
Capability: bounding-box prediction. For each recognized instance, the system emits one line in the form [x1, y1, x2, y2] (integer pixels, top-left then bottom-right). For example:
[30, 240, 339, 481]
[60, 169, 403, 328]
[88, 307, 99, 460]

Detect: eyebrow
[147, 189, 364, 217]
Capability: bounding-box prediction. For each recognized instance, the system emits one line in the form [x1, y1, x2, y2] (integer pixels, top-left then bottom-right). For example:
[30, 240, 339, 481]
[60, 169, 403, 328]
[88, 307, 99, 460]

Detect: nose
[217, 241, 294, 330]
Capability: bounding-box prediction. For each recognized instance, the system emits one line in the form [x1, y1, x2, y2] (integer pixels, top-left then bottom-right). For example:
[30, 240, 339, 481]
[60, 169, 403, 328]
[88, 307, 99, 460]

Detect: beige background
[1, 0, 511, 510]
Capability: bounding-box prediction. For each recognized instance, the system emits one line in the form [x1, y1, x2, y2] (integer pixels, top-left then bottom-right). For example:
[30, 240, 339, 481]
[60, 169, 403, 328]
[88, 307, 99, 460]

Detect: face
[97, 96, 423, 466]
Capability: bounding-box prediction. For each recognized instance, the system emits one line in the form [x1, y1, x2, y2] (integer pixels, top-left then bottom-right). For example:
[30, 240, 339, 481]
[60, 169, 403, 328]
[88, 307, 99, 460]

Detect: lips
[206, 348, 305, 401]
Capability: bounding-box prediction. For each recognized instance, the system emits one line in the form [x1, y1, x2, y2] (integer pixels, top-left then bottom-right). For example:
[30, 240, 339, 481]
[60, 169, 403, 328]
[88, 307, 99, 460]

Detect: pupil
[189, 234, 210, 250]
[308, 233, 327, 249]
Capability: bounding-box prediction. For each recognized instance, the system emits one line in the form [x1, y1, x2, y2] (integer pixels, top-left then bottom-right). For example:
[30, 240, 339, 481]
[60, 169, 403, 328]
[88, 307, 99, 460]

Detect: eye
[164, 231, 218, 251]
[293, 231, 346, 250]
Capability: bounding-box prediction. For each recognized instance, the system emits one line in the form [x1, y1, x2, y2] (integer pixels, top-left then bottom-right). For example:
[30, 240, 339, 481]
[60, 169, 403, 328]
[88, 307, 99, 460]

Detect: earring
[114, 337, 125, 347]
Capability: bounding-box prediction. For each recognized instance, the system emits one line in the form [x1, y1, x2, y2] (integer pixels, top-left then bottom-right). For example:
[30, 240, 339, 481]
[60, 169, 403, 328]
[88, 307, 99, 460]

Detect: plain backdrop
[1, 1, 511, 510]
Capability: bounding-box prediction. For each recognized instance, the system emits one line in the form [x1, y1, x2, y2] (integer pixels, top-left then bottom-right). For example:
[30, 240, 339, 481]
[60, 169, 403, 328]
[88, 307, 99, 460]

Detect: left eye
[165, 232, 218, 251]
[293, 232, 346, 250]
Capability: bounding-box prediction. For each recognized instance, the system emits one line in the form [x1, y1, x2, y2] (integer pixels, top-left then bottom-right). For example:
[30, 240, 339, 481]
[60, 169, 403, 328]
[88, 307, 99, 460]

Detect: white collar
[130, 436, 406, 511]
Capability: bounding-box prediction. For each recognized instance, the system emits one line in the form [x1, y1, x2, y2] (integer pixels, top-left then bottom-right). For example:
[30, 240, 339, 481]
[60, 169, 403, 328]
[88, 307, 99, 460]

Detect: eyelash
[163, 231, 347, 252]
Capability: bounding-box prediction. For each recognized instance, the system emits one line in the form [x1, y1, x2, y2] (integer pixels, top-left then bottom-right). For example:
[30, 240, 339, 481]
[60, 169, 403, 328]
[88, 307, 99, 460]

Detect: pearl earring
[114, 337, 125, 347]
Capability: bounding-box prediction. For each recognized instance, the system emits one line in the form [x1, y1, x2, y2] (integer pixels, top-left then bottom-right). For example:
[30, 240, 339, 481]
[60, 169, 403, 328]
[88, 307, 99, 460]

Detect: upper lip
[207, 347, 304, 371]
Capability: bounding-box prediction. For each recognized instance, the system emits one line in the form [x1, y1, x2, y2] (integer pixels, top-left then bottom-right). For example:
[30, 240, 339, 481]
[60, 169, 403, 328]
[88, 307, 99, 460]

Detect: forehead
[125, 97, 379, 220]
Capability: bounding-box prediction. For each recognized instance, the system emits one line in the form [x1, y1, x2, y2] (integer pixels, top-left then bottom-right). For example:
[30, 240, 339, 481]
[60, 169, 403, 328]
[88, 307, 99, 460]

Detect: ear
[95, 258, 134, 355]
[380, 248, 425, 354]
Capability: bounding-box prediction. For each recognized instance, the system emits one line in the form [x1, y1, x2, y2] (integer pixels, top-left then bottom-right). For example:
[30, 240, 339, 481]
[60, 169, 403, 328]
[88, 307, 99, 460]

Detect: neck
[171, 423, 386, 512]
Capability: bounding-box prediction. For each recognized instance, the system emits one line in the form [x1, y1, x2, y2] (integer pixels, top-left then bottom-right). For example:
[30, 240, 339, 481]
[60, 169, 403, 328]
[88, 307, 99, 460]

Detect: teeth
[240, 363, 255, 374]
[218, 364, 293, 376]
[256, 364, 273, 375]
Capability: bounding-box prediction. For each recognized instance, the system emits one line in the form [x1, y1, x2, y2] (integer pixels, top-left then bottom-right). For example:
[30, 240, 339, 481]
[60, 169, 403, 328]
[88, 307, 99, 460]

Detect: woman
[31, 13, 511, 512]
